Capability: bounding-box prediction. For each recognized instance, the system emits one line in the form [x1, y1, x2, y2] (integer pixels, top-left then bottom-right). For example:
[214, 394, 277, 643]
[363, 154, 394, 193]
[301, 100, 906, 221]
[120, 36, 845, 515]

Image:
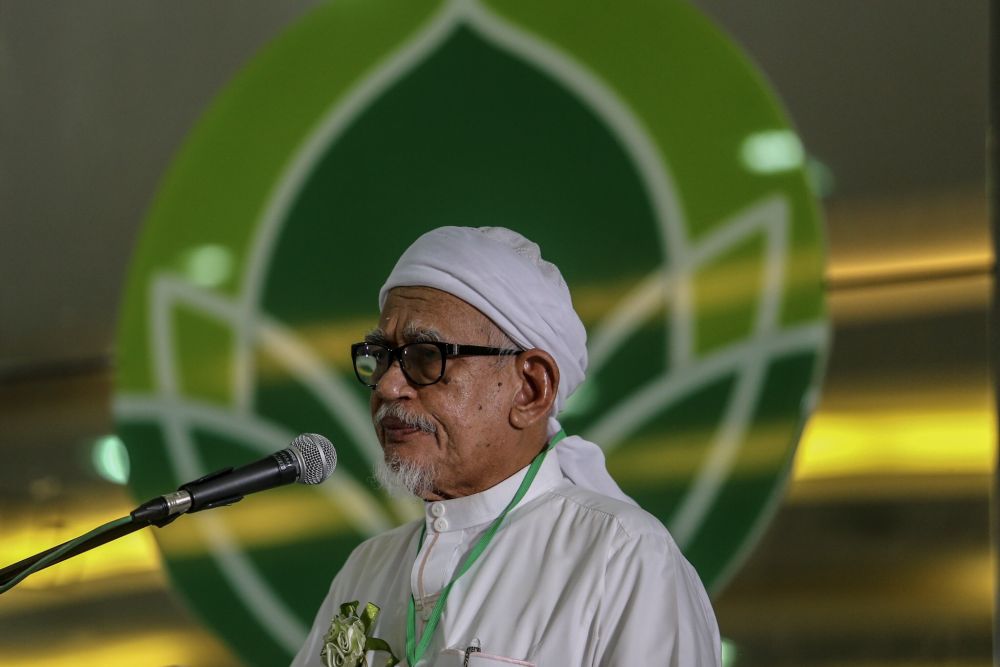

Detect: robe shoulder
[546, 482, 678, 542]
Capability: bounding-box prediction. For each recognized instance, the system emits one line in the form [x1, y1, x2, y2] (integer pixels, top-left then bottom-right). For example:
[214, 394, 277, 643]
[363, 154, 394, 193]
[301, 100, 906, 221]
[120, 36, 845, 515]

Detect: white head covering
[380, 226, 635, 505]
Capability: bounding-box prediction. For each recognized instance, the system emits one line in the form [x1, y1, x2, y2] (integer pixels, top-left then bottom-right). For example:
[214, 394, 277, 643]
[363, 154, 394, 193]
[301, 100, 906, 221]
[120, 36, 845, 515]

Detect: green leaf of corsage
[321, 601, 399, 667]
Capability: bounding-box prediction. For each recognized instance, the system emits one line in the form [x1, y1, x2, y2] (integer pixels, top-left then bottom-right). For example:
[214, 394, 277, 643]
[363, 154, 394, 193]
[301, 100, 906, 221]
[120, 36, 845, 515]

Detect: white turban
[380, 226, 635, 506]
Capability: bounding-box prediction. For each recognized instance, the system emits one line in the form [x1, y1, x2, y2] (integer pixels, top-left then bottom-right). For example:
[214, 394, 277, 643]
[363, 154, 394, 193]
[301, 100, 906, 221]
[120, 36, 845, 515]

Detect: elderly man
[292, 227, 720, 667]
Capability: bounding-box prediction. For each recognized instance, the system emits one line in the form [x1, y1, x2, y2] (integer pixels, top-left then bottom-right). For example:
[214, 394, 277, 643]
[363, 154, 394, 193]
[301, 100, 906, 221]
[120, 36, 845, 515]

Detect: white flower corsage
[321, 601, 399, 667]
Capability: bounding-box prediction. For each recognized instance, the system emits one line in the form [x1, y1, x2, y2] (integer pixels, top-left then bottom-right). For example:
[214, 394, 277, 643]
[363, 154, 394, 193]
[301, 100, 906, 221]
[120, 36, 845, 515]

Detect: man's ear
[509, 349, 559, 430]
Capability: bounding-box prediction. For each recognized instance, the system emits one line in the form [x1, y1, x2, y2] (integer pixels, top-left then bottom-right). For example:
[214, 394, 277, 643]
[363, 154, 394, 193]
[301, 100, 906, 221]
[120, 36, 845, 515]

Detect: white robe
[291, 449, 721, 667]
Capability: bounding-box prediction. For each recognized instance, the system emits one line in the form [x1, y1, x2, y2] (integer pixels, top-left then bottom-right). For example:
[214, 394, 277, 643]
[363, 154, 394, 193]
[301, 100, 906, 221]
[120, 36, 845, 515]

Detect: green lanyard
[404, 431, 566, 666]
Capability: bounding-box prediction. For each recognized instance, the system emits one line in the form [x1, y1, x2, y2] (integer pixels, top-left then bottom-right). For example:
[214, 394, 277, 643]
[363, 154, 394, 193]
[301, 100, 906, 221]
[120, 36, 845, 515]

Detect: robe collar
[421, 446, 565, 533]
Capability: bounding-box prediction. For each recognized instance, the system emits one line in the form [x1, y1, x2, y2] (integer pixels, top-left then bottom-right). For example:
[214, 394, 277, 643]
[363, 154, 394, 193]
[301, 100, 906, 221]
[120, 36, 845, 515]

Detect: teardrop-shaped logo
[115, 0, 827, 662]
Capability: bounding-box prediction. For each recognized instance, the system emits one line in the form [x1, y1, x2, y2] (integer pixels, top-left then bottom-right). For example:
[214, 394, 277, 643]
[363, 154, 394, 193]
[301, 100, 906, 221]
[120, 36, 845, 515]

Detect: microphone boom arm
[0, 515, 139, 591]
[0, 433, 335, 594]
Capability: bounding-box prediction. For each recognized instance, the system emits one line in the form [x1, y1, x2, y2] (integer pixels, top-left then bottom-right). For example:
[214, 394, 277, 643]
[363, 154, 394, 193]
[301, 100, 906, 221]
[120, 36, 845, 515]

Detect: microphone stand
[0, 471, 228, 593]
[0, 444, 321, 593]
[0, 518, 146, 588]
[0, 505, 189, 592]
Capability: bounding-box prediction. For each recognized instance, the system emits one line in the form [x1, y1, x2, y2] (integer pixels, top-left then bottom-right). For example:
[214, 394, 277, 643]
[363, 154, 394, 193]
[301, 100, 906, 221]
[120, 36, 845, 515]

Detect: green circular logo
[115, 0, 827, 663]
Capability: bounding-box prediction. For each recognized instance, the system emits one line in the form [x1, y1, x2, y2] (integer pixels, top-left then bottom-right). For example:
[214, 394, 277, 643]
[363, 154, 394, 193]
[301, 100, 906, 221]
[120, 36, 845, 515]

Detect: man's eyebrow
[402, 323, 443, 343]
[364, 329, 390, 345]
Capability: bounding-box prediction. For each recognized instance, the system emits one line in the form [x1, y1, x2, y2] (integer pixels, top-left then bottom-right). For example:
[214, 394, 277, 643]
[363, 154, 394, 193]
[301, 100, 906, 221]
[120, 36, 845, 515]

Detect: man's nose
[374, 358, 414, 400]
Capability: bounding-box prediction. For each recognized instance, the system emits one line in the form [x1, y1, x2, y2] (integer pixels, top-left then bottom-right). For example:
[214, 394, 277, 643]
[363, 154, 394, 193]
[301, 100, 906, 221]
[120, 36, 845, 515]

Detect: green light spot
[92, 435, 130, 485]
[721, 638, 738, 667]
[806, 156, 836, 198]
[740, 129, 804, 174]
[182, 244, 234, 287]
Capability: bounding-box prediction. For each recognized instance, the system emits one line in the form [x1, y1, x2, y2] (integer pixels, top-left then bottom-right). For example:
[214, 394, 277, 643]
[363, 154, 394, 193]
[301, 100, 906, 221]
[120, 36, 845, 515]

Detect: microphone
[0, 435, 337, 592]
[131, 433, 337, 525]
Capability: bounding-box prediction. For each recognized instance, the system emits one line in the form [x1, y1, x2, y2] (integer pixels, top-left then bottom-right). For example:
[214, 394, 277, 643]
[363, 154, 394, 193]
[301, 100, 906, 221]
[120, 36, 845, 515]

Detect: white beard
[371, 401, 438, 497]
[373, 454, 437, 499]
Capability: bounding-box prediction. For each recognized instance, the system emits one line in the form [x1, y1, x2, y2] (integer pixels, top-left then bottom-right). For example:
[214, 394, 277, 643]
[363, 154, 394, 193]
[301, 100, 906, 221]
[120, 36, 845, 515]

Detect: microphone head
[288, 433, 337, 484]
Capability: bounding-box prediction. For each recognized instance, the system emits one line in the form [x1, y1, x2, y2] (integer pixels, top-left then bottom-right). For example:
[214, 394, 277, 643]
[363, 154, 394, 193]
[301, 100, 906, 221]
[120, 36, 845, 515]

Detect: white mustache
[375, 402, 437, 433]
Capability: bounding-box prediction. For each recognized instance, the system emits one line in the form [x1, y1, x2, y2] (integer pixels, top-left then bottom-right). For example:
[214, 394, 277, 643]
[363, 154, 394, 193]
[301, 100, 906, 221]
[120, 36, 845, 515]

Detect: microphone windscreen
[288, 433, 337, 484]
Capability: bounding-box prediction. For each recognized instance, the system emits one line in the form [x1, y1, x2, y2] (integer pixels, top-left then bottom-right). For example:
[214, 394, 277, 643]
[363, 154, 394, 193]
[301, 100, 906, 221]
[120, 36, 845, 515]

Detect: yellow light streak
[826, 251, 993, 287]
[827, 271, 990, 326]
[607, 424, 794, 486]
[1, 627, 239, 667]
[0, 485, 359, 595]
[793, 407, 996, 480]
[822, 187, 989, 276]
[0, 571, 165, 619]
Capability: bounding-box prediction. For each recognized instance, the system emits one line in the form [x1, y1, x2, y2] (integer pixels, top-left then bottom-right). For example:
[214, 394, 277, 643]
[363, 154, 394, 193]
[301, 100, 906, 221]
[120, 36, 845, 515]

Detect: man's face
[368, 286, 518, 500]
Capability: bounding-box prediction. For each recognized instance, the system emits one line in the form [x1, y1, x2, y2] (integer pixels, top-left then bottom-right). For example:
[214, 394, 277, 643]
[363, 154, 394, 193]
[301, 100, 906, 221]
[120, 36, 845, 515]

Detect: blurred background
[0, 1, 993, 666]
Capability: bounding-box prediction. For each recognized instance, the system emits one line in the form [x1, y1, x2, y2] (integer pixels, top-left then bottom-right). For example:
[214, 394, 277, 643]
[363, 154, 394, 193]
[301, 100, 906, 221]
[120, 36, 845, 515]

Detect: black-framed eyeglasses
[350, 341, 521, 388]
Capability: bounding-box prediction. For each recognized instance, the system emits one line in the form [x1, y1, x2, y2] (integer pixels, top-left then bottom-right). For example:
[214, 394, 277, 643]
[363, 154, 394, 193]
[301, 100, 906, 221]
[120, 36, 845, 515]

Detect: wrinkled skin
[369, 286, 556, 500]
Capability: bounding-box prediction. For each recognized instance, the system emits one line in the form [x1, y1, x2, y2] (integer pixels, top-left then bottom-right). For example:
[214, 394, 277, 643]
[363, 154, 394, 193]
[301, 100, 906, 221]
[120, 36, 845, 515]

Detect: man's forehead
[377, 286, 486, 340]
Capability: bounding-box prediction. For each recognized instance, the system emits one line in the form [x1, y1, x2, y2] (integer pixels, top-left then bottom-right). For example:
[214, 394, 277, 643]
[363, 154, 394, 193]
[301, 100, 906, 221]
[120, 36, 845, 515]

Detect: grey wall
[0, 0, 988, 372]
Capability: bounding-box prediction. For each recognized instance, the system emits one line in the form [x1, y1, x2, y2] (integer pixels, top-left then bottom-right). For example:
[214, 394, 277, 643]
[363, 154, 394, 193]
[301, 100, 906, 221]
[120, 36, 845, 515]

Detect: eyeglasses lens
[353, 345, 385, 385]
[353, 343, 445, 386]
[401, 343, 444, 385]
